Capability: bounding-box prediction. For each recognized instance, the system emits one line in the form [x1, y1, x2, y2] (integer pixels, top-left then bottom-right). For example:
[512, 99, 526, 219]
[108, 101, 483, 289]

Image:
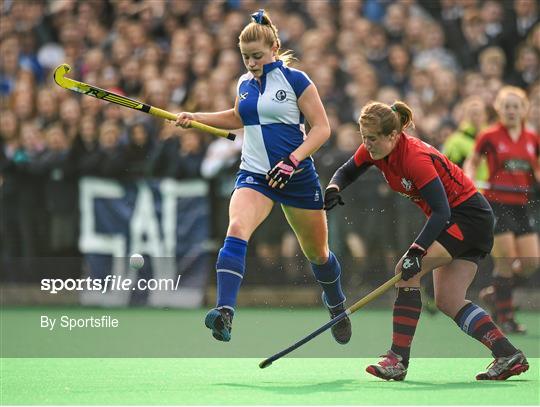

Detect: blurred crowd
[1, 0, 539, 285]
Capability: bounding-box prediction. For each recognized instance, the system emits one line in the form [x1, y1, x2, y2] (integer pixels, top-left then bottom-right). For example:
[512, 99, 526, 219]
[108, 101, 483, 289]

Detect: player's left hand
[267, 154, 299, 189]
[324, 187, 344, 211]
[400, 244, 426, 281]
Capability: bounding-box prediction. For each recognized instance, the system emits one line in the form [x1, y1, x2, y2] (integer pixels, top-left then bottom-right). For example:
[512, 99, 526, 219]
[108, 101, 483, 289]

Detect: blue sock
[216, 236, 248, 312]
[311, 251, 346, 308]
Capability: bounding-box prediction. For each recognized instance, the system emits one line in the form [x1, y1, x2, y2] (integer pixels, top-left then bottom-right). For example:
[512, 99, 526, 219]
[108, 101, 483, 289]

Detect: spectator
[413, 21, 459, 73]
[14, 122, 48, 259]
[0, 111, 22, 267]
[526, 84, 540, 133]
[59, 97, 81, 141]
[35, 88, 59, 128]
[98, 120, 124, 178]
[507, 44, 540, 88]
[12, 80, 36, 121]
[29, 123, 78, 255]
[364, 24, 390, 74]
[72, 115, 101, 176]
[0, 34, 23, 97]
[443, 96, 489, 177]
[501, 0, 539, 66]
[163, 64, 188, 106]
[383, 2, 408, 44]
[382, 44, 411, 96]
[123, 120, 154, 178]
[478, 46, 506, 82]
[431, 68, 459, 115]
[453, 10, 491, 70]
[480, 0, 505, 46]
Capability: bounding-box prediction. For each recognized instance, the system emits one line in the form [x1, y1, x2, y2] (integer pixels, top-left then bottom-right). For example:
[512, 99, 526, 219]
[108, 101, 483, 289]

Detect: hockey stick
[475, 181, 530, 194]
[53, 64, 236, 141]
[259, 273, 402, 369]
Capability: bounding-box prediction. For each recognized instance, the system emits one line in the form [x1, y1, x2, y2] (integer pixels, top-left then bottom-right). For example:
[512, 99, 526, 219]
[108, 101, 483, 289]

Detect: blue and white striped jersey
[236, 60, 313, 174]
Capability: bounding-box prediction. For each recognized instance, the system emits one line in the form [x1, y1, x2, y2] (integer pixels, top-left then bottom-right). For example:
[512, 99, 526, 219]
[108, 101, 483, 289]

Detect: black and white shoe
[322, 293, 352, 344]
[204, 307, 233, 342]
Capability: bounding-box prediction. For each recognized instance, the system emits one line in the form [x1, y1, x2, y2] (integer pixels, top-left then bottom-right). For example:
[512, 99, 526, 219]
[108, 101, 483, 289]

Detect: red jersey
[354, 133, 477, 216]
[475, 123, 539, 205]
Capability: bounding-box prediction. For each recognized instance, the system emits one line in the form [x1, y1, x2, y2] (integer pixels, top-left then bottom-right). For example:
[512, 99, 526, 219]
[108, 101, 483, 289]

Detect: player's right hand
[175, 112, 194, 128]
[324, 187, 344, 211]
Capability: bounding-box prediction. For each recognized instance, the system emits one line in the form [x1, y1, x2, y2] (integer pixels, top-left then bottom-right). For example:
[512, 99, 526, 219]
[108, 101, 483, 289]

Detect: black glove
[266, 154, 298, 189]
[400, 244, 426, 281]
[324, 187, 344, 211]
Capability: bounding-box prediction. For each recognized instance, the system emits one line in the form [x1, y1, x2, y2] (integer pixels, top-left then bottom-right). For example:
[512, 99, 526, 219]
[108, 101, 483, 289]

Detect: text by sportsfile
[40, 315, 119, 331]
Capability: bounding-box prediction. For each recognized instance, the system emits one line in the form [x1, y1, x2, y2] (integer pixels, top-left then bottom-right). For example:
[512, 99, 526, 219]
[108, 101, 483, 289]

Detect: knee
[435, 296, 455, 317]
[305, 250, 328, 265]
[227, 219, 250, 241]
[304, 245, 329, 265]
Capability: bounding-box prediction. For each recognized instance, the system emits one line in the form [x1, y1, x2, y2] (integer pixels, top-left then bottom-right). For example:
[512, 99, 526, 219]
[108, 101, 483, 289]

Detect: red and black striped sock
[390, 287, 422, 368]
[494, 276, 514, 323]
[454, 302, 517, 357]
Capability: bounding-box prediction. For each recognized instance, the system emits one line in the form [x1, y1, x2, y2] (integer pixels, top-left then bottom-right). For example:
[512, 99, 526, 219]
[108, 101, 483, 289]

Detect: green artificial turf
[1, 308, 538, 405]
[1, 358, 538, 405]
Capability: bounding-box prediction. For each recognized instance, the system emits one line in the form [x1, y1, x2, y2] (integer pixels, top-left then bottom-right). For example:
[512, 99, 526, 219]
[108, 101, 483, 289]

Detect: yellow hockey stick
[53, 63, 236, 141]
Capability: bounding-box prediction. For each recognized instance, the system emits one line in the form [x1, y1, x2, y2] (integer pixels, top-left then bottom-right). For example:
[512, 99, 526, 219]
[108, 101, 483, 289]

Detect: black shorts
[436, 193, 495, 264]
[489, 201, 534, 236]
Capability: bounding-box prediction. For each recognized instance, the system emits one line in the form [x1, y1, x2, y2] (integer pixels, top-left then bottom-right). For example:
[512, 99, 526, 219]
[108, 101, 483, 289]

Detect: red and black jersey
[475, 123, 539, 205]
[353, 132, 477, 216]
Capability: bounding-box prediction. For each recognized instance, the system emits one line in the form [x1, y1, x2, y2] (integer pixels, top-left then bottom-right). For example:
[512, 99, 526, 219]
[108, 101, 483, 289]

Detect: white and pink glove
[266, 154, 300, 189]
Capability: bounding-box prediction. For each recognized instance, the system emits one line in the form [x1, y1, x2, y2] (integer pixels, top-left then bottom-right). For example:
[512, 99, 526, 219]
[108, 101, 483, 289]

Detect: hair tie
[251, 9, 265, 24]
[390, 105, 397, 112]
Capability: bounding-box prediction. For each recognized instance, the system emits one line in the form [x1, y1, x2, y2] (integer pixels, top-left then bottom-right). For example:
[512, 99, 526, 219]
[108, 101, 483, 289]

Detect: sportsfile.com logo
[41, 275, 182, 294]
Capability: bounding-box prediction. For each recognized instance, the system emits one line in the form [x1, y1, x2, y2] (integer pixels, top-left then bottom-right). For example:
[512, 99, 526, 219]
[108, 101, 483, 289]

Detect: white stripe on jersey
[240, 125, 271, 174]
[258, 69, 303, 125]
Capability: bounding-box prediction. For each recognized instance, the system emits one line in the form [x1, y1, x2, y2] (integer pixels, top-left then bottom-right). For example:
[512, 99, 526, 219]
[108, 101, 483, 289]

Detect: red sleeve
[407, 152, 439, 190]
[353, 144, 373, 167]
[474, 131, 490, 155]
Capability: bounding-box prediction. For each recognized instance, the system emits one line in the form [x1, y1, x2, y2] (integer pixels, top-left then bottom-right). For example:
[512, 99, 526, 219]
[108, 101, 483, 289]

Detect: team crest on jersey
[401, 178, 413, 191]
[240, 92, 249, 100]
[273, 89, 287, 103]
[498, 143, 509, 153]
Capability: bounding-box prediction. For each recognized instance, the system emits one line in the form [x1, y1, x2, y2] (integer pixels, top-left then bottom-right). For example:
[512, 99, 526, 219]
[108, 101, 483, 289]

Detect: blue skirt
[234, 169, 324, 210]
